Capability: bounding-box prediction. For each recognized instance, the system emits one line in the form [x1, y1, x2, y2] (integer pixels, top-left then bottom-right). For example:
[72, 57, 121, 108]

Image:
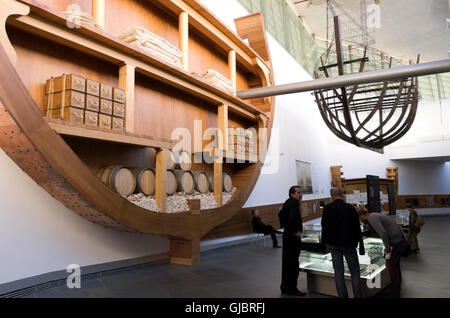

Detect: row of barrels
[96, 165, 233, 197]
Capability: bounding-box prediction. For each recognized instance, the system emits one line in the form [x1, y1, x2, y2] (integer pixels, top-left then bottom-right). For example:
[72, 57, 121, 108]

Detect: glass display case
[299, 223, 390, 297]
[300, 237, 386, 280]
[301, 224, 326, 253]
[301, 223, 369, 253]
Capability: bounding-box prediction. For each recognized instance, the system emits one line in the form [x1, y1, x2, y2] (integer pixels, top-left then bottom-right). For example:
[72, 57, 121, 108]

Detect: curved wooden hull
[0, 0, 275, 241]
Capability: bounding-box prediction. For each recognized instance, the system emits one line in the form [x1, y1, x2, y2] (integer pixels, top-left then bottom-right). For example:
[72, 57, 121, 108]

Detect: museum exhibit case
[300, 224, 390, 297]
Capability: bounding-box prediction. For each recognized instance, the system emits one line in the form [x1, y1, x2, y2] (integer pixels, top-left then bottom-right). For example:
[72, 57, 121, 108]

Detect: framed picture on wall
[296, 160, 313, 194]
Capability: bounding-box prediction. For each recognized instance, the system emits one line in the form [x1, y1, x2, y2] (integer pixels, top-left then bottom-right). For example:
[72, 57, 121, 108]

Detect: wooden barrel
[174, 170, 195, 194]
[193, 171, 209, 194]
[130, 168, 155, 196]
[97, 165, 136, 197]
[223, 173, 233, 193]
[166, 151, 176, 170]
[166, 169, 178, 195]
[174, 150, 192, 171]
[208, 172, 233, 193]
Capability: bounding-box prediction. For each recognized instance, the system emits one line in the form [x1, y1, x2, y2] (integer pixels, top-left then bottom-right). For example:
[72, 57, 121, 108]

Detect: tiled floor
[24, 216, 450, 298]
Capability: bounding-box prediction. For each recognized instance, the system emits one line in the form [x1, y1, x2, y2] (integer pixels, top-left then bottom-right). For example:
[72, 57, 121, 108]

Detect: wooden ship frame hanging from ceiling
[313, 0, 419, 153]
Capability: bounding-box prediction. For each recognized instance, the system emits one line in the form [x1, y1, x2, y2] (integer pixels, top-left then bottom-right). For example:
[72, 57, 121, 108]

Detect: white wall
[386, 99, 450, 160]
[0, 149, 169, 285]
[395, 160, 450, 195]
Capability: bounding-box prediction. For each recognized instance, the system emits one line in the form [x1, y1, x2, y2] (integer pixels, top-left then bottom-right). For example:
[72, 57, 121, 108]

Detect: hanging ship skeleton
[313, 14, 419, 152]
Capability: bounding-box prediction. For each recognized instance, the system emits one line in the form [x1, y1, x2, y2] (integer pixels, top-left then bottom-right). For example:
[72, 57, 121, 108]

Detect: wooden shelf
[194, 151, 257, 164]
[46, 118, 173, 149]
[11, 0, 267, 122]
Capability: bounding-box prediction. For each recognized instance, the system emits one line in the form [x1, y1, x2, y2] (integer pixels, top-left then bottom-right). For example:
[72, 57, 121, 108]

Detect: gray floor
[23, 216, 450, 298]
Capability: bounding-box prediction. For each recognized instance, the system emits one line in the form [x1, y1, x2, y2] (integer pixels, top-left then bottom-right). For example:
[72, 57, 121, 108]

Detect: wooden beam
[234, 13, 270, 62]
[0, 0, 30, 66]
[228, 50, 236, 94]
[155, 149, 167, 212]
[217, 104, 228, 153]
[92, 0, 105, 30]
[179, 11, 189, 71]
[214, 159, 222, 206]
[119, 63, 135, 134]
[214, 104, 227, 206]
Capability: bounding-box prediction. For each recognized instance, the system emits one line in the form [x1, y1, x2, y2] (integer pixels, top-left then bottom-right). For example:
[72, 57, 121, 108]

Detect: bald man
[322, 187, 365, 298]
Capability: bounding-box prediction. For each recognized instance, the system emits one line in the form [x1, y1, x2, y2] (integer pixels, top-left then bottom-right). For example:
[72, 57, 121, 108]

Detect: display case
[300, 237, 385, 278]
[301, 224, 326, 253]
[299, 226, 390, 297]
[301, 223, 369, 253]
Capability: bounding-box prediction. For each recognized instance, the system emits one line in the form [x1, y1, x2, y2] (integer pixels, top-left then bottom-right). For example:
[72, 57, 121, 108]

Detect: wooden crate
[99, 113, 112, 129]
[113, 101, 125, 118]
[84, 110, 99, 127]
[112, 116, 125, 131]
[46, 90, 85, 109]
[113, 87, 125, 103]
[50, 106, 84, 124]
[99, 99, 113, 115]
[100, 84, 113, 100]
[86, 94, 100, 112]
[86, 79, 100, 96]
[45, 74, 86, 94]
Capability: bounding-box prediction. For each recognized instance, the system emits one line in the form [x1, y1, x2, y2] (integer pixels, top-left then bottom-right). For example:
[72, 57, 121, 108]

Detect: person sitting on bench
[251, 209, 282, 248]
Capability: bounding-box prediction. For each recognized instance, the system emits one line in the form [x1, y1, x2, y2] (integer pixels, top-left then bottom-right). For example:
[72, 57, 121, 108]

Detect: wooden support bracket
[92, 0, 105, 30]
[170, 236, 200, 265]
[119, 63, 136, 134]
[179, 11, 189, 71]
[156, 149, 168, 212]
[0, 0, 30, 66]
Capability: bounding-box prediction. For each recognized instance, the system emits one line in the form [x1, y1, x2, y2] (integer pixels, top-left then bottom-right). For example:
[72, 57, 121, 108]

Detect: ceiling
[393, 156, 450, 162]
[291, 0, 450, 63]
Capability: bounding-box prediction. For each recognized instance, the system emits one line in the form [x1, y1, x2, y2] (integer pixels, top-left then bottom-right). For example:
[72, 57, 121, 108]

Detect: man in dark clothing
[251, 209, 282, 248]
[279, 185, 306, 297]
[322, 188, 365, 298]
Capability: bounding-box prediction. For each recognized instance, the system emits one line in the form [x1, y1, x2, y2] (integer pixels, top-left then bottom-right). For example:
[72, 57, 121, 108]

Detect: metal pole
[237, 59, 450, 100]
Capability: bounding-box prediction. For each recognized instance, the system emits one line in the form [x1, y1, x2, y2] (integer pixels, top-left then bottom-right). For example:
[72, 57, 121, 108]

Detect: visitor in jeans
[322, 187, 365, 298]
[358, 209, 408, 298]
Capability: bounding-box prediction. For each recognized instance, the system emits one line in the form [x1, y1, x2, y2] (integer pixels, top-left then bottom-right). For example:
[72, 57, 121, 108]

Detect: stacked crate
[227, 127, 257, 159]
[227, 127, 245, 157]
[245, 129, 257, 159]
[44, 73, 125, 131]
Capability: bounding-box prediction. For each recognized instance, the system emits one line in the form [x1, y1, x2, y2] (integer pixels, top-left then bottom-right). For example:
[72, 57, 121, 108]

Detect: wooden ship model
[313, 2, 419, 152]
[0, 0, 275, 264]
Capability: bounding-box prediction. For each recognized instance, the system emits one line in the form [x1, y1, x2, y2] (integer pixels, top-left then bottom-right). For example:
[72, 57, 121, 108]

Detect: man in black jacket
[279, 185, 306, 296]
[251, 209, 282, 248]
[322, 187, 365, 298]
